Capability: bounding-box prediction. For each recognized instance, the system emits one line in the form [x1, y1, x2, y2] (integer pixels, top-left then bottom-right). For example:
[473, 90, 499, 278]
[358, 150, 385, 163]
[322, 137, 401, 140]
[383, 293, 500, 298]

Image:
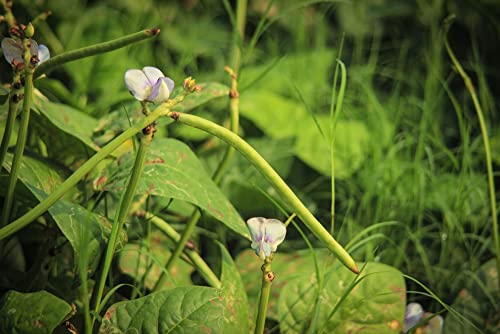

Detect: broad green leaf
[278, 262, 405, 334]
[172, 82, 230, 113]
[220, 243, 251, 334]
[96, 138, 249, 239]
[32, 97, 100, 151]
[99, 287, 225, 333]
[444, 259, 499, 334]
[118, 232, 193, 290]
[295, 115, 370, 178]
[0, 290, 72, 334]
[239, 89, 307, 139]
[2, 154, 126, 271]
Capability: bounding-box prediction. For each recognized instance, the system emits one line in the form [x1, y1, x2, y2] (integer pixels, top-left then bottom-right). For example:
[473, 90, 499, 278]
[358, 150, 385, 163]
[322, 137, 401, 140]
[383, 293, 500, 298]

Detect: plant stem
[154, 67, 241, 290]
[91, 127, 153, 318]
[1, 39, 35, 227]
[255, 259, 273, 334]
[0, 0, 16, 28]
[232, 0, 247, 74]
[444, 28, 500, 290]
[168, 111, 359, 274]
[0, 106, 170, 240]
[34, 28, 160, 77]
[0, 73, 22, 168]
[146, 212, 221, 289]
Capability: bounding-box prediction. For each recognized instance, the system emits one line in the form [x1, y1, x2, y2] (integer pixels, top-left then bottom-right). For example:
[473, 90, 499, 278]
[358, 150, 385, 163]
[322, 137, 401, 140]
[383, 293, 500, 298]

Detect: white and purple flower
[247, 217, 287, 260]
[1, 37, 50, 66]
[124, 66, 174, 104]
[404, 302, 444, 334]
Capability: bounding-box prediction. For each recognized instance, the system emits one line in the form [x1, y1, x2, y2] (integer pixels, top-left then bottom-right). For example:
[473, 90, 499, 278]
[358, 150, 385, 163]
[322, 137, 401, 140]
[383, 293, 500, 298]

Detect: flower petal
[247, 217, 266, 243]
[29, 40, 38, 58]
[264, 218, 287, 252]
[37, 44, 50, 64]
[124, 69, 151, 101]
[1, 38, 23, 64]
[142, 66, 165, 86]
[149, 77, 173, 103]
[404, 302, 424, 332]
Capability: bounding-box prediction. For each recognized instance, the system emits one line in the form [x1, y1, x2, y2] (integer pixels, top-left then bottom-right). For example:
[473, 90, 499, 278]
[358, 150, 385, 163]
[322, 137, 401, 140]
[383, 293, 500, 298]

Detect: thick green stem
[0, 106, 170, 240]
[92, 129, 153, 317]
[0, 73, 22, 168]
[34, 28, 160, 77]
[255, 259, 273, 334]
[147, 212, 221, 289]
[445, 30, 500, 289]
[169, 112, 358, 273]
[1, 39, 35, 227]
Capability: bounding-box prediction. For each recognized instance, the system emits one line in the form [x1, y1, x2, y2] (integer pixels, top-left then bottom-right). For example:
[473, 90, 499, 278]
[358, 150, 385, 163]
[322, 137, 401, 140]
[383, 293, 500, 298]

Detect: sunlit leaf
[295, 115, 370, 178]
[0, 290, 72, 334]
[278, 262, 405, 333]
[239, 90, 307, 139]
[99, 287, 225, 333]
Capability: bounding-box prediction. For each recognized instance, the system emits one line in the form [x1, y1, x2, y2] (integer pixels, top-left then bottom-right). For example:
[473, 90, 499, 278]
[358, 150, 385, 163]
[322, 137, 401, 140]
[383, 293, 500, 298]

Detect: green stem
[92, 128, 153, 317]
[231, 0, 247, 74]
[0, 106, 171, 240]
[1, 39, 35, 227]
[444, 29, 500, 290]
[0, 73, 22, 168]
[34, 28, 160, 77]
[255, 259, 273, 334]
[169, 112, 359, 274]
[147, 212, 221, 289]
[0, 0, 16, 28]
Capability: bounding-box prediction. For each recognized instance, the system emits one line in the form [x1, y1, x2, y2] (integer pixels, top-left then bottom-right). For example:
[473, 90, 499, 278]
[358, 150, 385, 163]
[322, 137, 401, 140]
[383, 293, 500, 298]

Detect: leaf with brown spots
[99, 286, 225, 333]
[96, 138, 249, 239]
[0, 290, 72, 334]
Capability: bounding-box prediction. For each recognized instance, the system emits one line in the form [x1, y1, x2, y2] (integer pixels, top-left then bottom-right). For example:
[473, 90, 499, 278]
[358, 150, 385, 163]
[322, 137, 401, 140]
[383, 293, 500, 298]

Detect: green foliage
[444, 259, 499, 333]
[278, 262, 405, 333]
[94, 138, 249, 238]
[220, 243, 251, 334]
[1, 0, 499, 332]
[0, 290, 72, 334]
[118, 232, 194, 290]
[99, 287, 225, 333]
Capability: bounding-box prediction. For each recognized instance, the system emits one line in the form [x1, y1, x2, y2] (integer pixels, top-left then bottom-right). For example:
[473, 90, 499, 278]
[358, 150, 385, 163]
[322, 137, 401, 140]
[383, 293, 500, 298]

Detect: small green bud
[24, 23, 35, 38]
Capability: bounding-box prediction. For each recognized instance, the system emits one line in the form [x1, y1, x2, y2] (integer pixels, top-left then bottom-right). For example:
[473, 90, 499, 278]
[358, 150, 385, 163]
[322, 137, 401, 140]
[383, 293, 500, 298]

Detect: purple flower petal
[149, 77, 173, 103]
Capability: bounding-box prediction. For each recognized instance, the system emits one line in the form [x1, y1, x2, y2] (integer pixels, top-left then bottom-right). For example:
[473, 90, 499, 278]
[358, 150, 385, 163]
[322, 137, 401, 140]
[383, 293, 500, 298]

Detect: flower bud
[24, 23, 35, 38]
